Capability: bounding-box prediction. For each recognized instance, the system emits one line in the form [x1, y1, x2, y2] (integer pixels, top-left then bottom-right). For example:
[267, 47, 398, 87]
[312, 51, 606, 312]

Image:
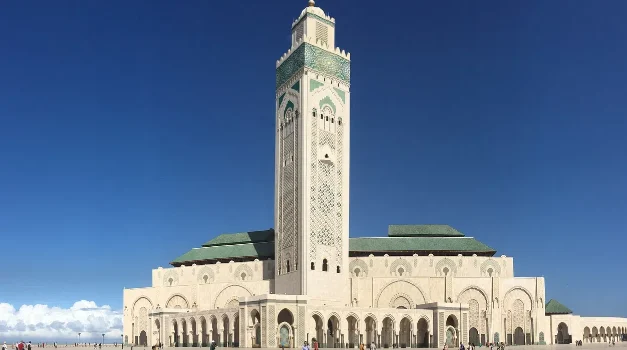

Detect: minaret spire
[308, 0, 315, 7]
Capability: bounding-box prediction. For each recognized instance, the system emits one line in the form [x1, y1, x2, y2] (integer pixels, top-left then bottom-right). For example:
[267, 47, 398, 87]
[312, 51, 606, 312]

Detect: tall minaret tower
[274, 0, 351, 302]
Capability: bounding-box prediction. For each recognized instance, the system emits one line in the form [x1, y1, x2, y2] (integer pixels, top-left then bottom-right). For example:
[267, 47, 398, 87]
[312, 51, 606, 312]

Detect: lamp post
[102, 334, 105, 345]
[121, 335, 124, 349]
[79, 333, 82, 344]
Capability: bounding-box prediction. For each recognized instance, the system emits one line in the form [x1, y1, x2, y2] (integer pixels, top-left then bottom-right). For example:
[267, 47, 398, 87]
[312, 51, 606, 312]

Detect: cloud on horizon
[0, 301, 122, 342]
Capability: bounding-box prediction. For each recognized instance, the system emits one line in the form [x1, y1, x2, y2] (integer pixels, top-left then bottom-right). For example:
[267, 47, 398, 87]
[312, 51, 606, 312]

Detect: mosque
[123, 1, 627, 348]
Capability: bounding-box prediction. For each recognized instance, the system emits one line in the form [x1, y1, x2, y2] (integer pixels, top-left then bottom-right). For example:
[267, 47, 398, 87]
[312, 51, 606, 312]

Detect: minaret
[274, 0, 351, 302]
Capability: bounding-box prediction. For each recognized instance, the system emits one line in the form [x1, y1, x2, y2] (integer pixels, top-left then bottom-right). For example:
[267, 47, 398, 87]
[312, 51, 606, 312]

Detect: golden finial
[308, 0, 315, 7]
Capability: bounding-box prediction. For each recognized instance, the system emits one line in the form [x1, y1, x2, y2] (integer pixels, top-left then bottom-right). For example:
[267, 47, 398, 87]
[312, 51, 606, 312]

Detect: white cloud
[0, 301, 122, 343]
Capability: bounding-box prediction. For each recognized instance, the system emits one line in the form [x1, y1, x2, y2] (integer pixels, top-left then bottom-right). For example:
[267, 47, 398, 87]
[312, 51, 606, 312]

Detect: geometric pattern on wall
[389, 258, 412, 277]
[163, 270, 179, 287]
[298, 306, 306, 344]
[435, 258, 457, 276]
[166, 295, 189, 309]
[309, 105, 343, 267]
[268, 306, 276, 347]
[139, 307, 148, 333]
[233, 264, 254, 281]
[480, 259, 502, 277]
[276, 43, 350, 89]
[512, 299, 524, 330]
[457, 287, 488, 334]
[277, 90, 300, 274]
[348, 259, 368, 277]
[196, 266, 215, 284]
[261, 306, 267, 348]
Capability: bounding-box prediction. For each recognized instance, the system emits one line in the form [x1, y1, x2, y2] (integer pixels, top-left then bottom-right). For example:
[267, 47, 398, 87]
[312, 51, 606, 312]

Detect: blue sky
[0, 0, 626, 330]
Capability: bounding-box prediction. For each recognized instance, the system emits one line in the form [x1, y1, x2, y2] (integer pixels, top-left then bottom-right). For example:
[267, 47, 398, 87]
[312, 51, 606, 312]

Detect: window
[398, 267, 404, 276]
[326, 116, 329, 121]
[487, 268, 493, 277]
[287, 260, 291, 273]
[311, 262, 315, 270]
[336, 266, 341, 273]
[354, 268, 360, 277]
[331, 118, 334, 123]
[443, 267, 449, 276]
[312, 109, 317, 117]
[203, 275, 208, 283]
[168, 278, 173, 286]
[322, 259, 328, 271]
[241, 272, 247, 280]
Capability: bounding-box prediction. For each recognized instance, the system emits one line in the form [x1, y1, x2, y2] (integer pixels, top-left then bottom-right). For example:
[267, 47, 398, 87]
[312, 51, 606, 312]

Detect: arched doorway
[514, 327, 524, 345]
[557, 322, 570, 344]
[191, 318, 198, 346]
[583, 327, 590, 343]
[399, 318, 411, 348]
[312, 314, 325, 346]
[278, 308, 294, 348]
[211, 316, 220, 346]
[347, 315, 359, 348]
[592, 327, 599, 342]
[181, 319, 188, 347]
[327, 315, 340, 348]
[233, 315, 240, 346]
[382, 317, 394, 348]
[222, 316, 230, 347]
[446, 315, 458, 347]
[200, 317, 208, 347]
[172, 320, 179, 347]
[250, 310, 261, 347]
[469, 328, 479, 346]
[139, 331, 147, 346]
[365, 316, 376, 347]
[154, 319, 161, 346]
[417, 318, 429, 348]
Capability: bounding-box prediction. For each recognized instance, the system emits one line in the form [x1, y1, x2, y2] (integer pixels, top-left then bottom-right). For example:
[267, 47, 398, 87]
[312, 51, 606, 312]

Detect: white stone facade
[123, 2, 627, 348]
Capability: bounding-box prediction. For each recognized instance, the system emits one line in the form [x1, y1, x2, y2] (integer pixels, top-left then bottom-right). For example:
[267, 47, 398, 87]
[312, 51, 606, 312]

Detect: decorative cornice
[292, 12, 335, 29]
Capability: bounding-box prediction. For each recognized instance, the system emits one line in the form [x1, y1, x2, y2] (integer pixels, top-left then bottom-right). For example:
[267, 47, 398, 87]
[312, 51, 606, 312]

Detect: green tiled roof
[202, 229, 274, 247]
[171, 242, 274, 265]
[388, 225, 465, 237]
[171, 225, 497, 265]
[349, 237, 495, 254]
[545, 299, 573, 315]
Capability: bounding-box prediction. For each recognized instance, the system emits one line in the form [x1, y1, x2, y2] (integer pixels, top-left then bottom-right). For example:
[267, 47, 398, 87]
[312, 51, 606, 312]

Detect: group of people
[2, 341, 32, 350]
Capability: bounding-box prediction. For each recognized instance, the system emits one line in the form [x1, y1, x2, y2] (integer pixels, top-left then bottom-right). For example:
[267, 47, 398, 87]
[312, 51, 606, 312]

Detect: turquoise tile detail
[333, 87, 345, 103]
[278, 93, 285, 107]
[319, 96, 336, 114]
[310, 79, 324, 91]
[276, 43, 350, 89]
[291, 80, 300, 92]
[284, 101, 295, 117]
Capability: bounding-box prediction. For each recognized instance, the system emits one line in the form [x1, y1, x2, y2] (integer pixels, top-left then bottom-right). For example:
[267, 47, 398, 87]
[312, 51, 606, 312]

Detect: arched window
[311, 262, 315, 270]
[322, 259, 328, 272]
[286, 260, 291, 273]
[336, 266, 341, 273]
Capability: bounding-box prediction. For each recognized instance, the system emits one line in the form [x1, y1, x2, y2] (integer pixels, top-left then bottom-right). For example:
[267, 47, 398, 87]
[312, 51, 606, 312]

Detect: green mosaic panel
[276, 43, 350, 89]
[304, 44, 350, 84]
[333, 87, 345, 103]
[319, 96, 336, 114]
[278, 93, 286, 108]
[292, 13, 335, 29]
[291, 80, 300, 92]
[310, 79, 324, 91]
[276, 45, 305, 89]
